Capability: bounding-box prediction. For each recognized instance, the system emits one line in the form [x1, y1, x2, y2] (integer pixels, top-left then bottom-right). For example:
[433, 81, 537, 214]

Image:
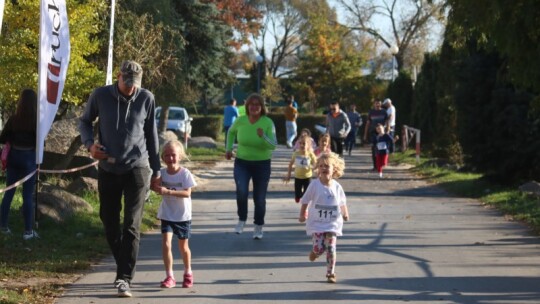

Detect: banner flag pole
[0, 0, 5, 35]
[105, 0, 116, 85]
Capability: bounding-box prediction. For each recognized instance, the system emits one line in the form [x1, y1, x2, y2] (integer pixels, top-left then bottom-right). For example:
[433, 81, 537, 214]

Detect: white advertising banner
[105, 0, 116, 85]
[37, 0, 71, 164]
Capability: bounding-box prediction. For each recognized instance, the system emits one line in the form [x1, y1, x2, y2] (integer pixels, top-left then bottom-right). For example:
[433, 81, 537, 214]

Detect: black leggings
[294, 178, 311, 202]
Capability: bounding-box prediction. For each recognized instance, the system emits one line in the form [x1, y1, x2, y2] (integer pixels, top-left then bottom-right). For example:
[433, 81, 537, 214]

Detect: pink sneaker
[182, 273, 193, 288]
[160, 276, 176, 288]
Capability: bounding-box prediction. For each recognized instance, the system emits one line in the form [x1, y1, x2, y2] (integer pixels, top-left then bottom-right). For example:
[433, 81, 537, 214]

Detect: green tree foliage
[113, 6, 183, 102]
[173, 0, 235, 99]
[0, 0, 107, 109]
[411, 53, 439, 144]
[452, 45, 538, 183]
[412, 12, 540, 183]
[428, 40, 463, 163]
[386, 71, 413, 137]
[118, 0, 242, 109]
[447, 0, 540, 94]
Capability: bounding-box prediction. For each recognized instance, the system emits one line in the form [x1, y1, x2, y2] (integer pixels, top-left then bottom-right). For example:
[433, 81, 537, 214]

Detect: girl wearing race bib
[372, 123, 393, 178]
[284, 135, 317, 203]
[299, 152, 349, 283]
[152, 140, 197, 289]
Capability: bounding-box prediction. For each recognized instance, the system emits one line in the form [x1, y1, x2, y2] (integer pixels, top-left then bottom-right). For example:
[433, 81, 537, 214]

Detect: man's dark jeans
[233, 158, 271, 226]
[330, 136, 344, 156]
[98, 166, 151, 283]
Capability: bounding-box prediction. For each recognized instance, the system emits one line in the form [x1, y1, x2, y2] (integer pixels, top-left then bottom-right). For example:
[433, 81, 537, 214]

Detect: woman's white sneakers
[235, 221, 263, 239]
[253, 225, 263, 240]
[235, 221, 246, 234]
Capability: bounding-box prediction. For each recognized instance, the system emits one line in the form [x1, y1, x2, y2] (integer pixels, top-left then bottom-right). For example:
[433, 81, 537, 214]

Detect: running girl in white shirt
[153, 140, 197, 289]
[299, 152, 349, 283]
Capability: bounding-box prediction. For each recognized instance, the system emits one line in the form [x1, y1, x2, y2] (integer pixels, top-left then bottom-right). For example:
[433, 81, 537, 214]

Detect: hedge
[190, 113, 326, 144]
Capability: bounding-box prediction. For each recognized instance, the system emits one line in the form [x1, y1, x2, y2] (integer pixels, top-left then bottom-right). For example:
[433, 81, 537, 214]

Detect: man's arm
[144, 97, 161, 177]
[342, 113, 351, 137]
[363, 117, 371, 140]
[386, 110, 393, 133]
[78, 91, 98, 150]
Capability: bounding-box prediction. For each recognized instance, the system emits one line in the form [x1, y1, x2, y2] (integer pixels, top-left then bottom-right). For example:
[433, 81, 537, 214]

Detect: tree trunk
[158, 105, 169, 133]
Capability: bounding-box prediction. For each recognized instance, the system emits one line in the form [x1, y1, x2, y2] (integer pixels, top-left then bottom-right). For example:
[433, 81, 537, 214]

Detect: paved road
[56, 146, 540, 304]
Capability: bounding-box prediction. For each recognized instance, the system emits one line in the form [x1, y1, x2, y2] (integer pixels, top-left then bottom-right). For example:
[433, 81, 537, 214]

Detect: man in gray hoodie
[79, 60, 161, 298]
[326, 101, 351, 157]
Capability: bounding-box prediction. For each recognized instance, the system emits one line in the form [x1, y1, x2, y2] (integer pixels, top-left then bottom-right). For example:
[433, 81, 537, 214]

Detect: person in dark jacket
[372, 123, 393, 178]
[0, 89, 38, 240]
[344, 104, 362, 156]
[79, 60, 161, 298]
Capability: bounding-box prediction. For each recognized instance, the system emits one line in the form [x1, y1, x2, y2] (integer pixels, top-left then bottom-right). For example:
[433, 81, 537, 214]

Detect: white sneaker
[253, 225, 263, 240]
[234, 221, 245, 234]
[23, 230, 39, 240]
[116, 279, 132, 297]
[379, 172, 383, 178]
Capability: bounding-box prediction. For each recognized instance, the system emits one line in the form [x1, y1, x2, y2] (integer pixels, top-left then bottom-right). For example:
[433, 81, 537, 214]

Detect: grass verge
[0, 146, 224, 304]
[392, 150, 540, 233]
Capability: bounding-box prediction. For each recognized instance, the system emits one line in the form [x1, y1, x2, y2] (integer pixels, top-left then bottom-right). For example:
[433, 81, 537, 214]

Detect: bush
[190, 112, 327, 144]
[387, 71, 414, 138]
[191, 115, 223, 139]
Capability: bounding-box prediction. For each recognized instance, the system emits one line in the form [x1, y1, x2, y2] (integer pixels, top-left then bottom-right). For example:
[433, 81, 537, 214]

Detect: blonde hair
[297, 134, 314, 152]
[316, 152, 345, 179]
[244, 93, 268, 116]
[318, 133, 330, 146]
[161, 140, 189, 162]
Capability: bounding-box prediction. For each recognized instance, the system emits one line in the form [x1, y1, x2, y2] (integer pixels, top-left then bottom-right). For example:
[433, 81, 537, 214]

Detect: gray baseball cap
[120, 60, 143, 87]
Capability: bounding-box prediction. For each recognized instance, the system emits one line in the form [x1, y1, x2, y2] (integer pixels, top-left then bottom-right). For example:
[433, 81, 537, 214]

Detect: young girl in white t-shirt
[299, 152, 349, 283]
[152, 140, 197, 289]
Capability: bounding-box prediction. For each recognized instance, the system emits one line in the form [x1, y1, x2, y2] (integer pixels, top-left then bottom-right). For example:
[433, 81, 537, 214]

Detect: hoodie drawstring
[116, 95, 120, 131]
[115, 86, 135, 131]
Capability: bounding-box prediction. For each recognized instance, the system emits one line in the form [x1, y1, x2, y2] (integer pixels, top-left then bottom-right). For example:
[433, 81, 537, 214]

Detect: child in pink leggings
[299, 152, 349, 283]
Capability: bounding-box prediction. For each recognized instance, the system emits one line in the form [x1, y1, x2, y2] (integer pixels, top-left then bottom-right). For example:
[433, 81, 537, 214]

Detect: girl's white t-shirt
[157, 167, 197, 222]
[300, 178, 346, 236]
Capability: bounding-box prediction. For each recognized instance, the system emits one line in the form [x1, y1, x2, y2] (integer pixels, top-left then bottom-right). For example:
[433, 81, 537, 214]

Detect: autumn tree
[250, 0, 330, 79]
[210, 0, 263, 49]
[295, 10, 367, 110]
[336, 0, 446, 72]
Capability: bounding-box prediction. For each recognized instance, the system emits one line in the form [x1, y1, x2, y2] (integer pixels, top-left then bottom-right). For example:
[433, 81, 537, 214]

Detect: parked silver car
[155, 106, 193, 139]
